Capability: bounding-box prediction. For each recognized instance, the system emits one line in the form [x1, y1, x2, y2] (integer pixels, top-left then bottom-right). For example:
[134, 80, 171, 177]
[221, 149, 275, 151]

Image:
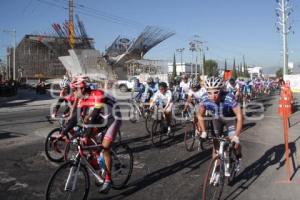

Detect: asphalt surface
[1, 88, 300, 200]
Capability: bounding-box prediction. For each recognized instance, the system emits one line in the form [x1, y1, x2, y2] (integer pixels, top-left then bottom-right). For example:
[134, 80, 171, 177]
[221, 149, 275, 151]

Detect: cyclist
[226, 78, 240, 100]
[51, 75, 75, 118]
[198, 77, 243, 175]
[179, 74, 191, 97]
[183, 79, 207, 138]
[149, 82, 173, 134]
[183, 79, 207, 110]
[142, 77, 157, 103]
[243, 80, 252, 103]
[133, 78, 145, 102]
[62, 75, 122, 193]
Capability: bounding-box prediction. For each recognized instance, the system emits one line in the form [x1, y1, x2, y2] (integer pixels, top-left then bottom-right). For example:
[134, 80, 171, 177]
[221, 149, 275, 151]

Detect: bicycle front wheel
[111, 143, 133, 189]
[45, 128, 65, 162]
[151, 120, 163, 147]
[202, 157, 225, 200]
[45, 161, 90, 200]
[184, 121, 196, 151]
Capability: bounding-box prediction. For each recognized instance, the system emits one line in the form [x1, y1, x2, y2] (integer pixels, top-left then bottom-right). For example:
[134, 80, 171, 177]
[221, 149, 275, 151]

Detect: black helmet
[229, 78, 235, 85]
[159, 82, 168, 89]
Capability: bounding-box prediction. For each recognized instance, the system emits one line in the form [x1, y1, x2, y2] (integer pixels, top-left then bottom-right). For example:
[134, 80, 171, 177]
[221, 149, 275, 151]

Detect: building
[8, 34, 94, 80]
[167, 62, 200, 76]
[247, 66, 263, 79]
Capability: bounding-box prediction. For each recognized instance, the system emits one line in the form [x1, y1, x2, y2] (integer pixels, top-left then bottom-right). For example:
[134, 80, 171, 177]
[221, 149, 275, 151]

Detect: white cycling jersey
[151, 90, 173, 106]
[188, 88, 207, 102]
[180, 81, 191, 94]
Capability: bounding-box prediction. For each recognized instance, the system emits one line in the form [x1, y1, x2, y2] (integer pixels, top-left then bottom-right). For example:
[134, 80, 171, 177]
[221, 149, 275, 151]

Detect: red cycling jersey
[78, 90, 105, 109]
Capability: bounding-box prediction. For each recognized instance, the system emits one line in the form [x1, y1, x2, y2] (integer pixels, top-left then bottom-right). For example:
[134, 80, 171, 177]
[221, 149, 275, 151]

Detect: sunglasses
[207, 90, 220, 96]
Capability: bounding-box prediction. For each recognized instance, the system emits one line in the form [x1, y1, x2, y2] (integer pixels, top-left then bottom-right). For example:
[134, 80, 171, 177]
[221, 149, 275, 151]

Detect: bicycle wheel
[45, 161, 90, 200]
[202, 157, 225, 200]
[151, 120, 163, 147]
[45, 128, 65, 162]
[145, 113, 154, 135]
[111, 143, 134, 189]
[227, 150, 238, 186]
[184, 121, 196, 151]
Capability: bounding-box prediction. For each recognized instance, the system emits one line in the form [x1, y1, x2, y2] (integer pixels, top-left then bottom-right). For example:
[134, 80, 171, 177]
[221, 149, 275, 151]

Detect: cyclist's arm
[232, 106, 243, 137]
[184, 94, 192, 111]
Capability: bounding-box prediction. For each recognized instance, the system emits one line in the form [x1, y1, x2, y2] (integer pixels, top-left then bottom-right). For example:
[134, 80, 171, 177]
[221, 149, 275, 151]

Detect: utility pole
[176, 48, 185, 74]
[189, 41, 196, 77]
[276, 0, 293, 77]
[3, 29, 16, 80]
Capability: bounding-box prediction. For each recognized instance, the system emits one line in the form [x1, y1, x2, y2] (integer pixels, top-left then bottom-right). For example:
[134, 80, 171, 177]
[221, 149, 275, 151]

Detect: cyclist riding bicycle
[133, 78, 145, 102]
[226, 78, 240, 99]
[51, 75, 75, 118]
[149, 82, 173, 135]
[142, 77, 157, 103]
[61, 75, 122, 193]
[183, 79, 207, 111]
[198, 77, 243, 175]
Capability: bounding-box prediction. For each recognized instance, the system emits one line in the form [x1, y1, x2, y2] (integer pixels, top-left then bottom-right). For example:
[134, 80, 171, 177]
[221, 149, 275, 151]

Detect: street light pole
[176, 48, 185, 75]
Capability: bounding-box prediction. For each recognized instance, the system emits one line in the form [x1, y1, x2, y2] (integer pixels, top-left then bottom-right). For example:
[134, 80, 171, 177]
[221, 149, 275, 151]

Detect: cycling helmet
[60, 78, 70, 89]
[154, 77, 160, 83]
[147, 77, 154, 84]
[229, 78, 235, 85]
[204, 77, 224, 89]
[159, 82, 168, 89]
[191, 79, 200, 89]
[70, 75, 89, 89]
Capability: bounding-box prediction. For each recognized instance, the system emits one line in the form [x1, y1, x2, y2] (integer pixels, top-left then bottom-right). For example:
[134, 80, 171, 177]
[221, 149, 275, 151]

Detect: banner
[284, 74, 300, 93]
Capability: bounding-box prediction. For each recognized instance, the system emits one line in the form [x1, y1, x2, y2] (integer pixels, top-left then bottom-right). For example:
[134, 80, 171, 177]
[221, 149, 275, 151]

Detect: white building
[247, 66, 263, 79]
[167, 62, 200, 75]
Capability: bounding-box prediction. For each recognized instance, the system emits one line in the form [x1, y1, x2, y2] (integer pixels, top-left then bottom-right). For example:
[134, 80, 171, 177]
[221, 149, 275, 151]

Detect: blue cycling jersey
[202, 91, 238, 117]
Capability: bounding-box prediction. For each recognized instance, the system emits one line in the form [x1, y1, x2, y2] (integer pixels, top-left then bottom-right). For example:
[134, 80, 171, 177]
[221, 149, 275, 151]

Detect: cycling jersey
[151, 90, 173, 107]
[187, 87, 207, 104]
[142, 83, 157, 102]
[243, 84, 252, 95]
[226, 83, 240, 95]
[179, 81, 191, 94]
[202, 91, 238, 118]
[76, 89, 121, 142]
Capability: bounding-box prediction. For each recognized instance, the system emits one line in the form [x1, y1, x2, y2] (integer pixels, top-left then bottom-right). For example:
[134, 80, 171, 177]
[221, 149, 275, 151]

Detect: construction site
[4, 0, 174, 82]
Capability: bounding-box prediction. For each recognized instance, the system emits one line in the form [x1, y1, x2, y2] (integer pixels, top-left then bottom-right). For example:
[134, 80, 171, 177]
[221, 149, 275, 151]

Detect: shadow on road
[223, 138, 299, 200]
[0, 131, 26, 139]
[95, 149, 211, 200]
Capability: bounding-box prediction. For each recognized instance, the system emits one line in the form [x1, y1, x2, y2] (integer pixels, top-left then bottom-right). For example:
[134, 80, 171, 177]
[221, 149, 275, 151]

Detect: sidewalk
[227, 92, 300, 200]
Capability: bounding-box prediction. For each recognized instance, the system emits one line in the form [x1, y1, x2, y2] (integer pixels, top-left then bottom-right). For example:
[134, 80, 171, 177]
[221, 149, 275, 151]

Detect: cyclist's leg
[226, 120, 242, 159]
[101, 110, 122, 192]
[211, 118, 223, 159]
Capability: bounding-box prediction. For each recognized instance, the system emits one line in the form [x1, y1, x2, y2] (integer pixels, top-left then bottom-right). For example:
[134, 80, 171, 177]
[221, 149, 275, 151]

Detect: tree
[172, 53, 177, 81]
[204, 59, 219, 77]
[232, 58, 237, 79]
[276, 68, 283, 78]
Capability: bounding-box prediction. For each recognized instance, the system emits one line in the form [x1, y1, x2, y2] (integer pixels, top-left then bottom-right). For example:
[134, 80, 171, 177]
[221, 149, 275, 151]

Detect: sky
[1, 0, 300, 73]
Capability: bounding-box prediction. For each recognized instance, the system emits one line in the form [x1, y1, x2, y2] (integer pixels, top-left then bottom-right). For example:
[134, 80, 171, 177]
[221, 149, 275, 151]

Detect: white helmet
[204, 77, 224, 90]
[60, 78, 70, 89]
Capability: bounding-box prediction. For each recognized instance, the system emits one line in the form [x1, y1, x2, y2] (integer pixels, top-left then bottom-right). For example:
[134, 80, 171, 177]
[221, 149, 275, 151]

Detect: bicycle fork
[65, 159, 81, 191]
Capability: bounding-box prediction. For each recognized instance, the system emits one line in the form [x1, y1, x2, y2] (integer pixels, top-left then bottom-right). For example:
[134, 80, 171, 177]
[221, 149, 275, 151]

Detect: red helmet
[70, 75, 89, 89]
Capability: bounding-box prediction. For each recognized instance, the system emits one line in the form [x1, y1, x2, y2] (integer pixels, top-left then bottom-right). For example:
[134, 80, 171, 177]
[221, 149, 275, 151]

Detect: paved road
[1, 88, 300, 200]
